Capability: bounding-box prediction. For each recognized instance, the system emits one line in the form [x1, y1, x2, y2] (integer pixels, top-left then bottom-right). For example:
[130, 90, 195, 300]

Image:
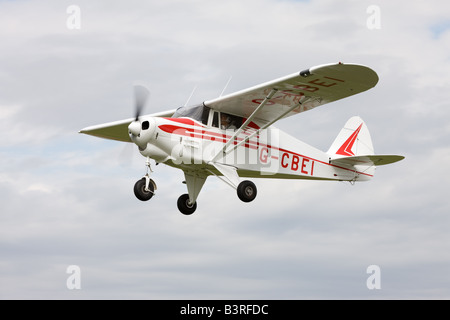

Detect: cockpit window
[212, 111, 219, 128]
[220, 112, 242, 130]
[201, 107, 209, 125]
[172, 104, 204, 122]
[173, 104, 243, 130]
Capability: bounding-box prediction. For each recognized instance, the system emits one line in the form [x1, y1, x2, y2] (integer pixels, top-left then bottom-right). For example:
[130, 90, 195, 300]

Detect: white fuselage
[132, 116, 374, 182]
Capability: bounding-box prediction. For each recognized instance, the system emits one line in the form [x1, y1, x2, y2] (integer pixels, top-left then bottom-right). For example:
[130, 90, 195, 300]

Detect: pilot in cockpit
[221, 113, 237, 130]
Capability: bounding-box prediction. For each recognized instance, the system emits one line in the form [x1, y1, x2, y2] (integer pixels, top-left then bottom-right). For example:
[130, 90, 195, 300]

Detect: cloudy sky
[1, 0, 450, 300]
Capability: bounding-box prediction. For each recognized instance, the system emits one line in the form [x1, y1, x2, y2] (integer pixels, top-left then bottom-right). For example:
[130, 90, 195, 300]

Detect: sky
[1, 0, 450, 300]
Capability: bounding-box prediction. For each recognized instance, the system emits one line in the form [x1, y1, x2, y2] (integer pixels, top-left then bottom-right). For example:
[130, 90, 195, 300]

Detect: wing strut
[207, 162, 240, 189]
[212, 88, 278, 162]
[228, 96, 310, 154]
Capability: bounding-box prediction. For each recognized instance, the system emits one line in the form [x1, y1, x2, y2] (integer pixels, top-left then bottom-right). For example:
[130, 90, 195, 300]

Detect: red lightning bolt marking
[336, 123, 363, 156]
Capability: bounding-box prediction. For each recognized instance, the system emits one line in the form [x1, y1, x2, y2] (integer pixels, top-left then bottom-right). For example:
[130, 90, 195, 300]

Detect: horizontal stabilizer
[330, 154, 405, 167]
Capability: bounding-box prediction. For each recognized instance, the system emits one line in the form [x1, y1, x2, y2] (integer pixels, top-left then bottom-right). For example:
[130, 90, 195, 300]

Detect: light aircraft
[80, 62, 404, 215]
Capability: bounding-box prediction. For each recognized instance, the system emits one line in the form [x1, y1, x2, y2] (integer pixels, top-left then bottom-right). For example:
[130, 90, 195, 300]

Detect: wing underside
[79, 109, 176, 142]
[205, 62, 378, 125]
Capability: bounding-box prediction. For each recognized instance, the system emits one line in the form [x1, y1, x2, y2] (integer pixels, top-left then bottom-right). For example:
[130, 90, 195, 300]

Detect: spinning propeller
[128, 83, 150, 137]
[134, 83, 150, 121]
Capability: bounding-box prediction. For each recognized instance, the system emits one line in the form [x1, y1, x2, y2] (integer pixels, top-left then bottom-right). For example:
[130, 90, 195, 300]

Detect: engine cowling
[128, 117, 156, 149]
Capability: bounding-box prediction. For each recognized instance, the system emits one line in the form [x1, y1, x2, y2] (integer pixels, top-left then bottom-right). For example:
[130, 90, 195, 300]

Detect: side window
[212, 111, 219, 128]
[201, 107, 210, 125]
[205, 109, 243, 129]
[220, 112, 242, 130]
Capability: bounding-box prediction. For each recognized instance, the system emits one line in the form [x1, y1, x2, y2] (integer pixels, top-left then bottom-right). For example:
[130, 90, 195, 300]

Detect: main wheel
[134, 178, 154, 201]
[237, 180, 257, 202]
[177, 194, 197, 215]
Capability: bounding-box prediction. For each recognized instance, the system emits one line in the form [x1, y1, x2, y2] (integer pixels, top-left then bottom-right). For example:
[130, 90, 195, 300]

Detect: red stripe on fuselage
[158, 120, 260, 149]
[158, 119, 373, 177]
[162, 117, 206, 127]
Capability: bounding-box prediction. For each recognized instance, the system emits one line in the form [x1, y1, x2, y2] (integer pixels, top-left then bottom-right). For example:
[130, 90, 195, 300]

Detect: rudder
[327, 116, 404, 182]
[327, 116, 374, 158]
[327, 116, 375, 181]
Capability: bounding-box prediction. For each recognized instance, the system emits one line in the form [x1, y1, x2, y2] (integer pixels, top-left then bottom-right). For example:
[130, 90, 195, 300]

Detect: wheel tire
[177, 194, 197, 215]
[134, 178, 154, 201]
[237, 180, 257, 202]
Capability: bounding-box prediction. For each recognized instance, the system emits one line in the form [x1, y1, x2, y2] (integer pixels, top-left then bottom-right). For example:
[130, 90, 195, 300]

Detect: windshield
[172, 104, 208, 124]
[173, 104, 203, 120]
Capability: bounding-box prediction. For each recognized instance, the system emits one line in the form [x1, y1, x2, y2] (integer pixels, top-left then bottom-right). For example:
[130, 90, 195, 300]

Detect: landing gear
[132, 156, 256, 214]
[134, 177, 156, 201]
[237, 180, 257, 202]
[133, 157, 156, 201]
[177, 194, 197, 215]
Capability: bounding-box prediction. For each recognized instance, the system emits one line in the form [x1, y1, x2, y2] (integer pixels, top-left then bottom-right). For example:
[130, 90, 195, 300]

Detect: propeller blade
[133, 83, 150, 121]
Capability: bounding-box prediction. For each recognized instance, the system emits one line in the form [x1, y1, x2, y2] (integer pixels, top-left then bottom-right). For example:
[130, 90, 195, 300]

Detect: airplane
[80, 62, 404, 215]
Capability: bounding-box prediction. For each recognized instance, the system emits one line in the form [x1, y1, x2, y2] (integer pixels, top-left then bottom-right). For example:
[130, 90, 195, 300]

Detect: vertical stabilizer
[327, 116, 374, 159]
[327, 116, 404, 181]
[327, 116, 375, 181]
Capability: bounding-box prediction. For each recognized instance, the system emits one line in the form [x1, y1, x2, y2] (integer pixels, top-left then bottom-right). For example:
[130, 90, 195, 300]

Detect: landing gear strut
[133, 157, 157, 201]
[132, 157, 256, 214]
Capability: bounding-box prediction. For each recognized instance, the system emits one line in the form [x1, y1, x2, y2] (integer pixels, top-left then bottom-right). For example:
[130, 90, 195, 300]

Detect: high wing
[204, 62, 378, 125]
[79, 109, 176, 142]
[80, 63, 377, 143]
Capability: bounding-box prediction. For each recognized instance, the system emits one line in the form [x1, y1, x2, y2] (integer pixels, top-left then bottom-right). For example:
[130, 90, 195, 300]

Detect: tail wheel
[177, 194, 197, 215]
[134, 178, 154, 201]
[237, 180, 257, 202]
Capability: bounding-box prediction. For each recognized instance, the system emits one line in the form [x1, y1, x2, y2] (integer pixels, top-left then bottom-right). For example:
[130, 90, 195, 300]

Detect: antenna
[184, 85, 197, 107]
[220, 76, 232, 97]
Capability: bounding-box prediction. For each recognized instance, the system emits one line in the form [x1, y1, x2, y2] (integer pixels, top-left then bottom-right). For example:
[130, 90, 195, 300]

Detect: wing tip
[308, 62, 379, 89]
